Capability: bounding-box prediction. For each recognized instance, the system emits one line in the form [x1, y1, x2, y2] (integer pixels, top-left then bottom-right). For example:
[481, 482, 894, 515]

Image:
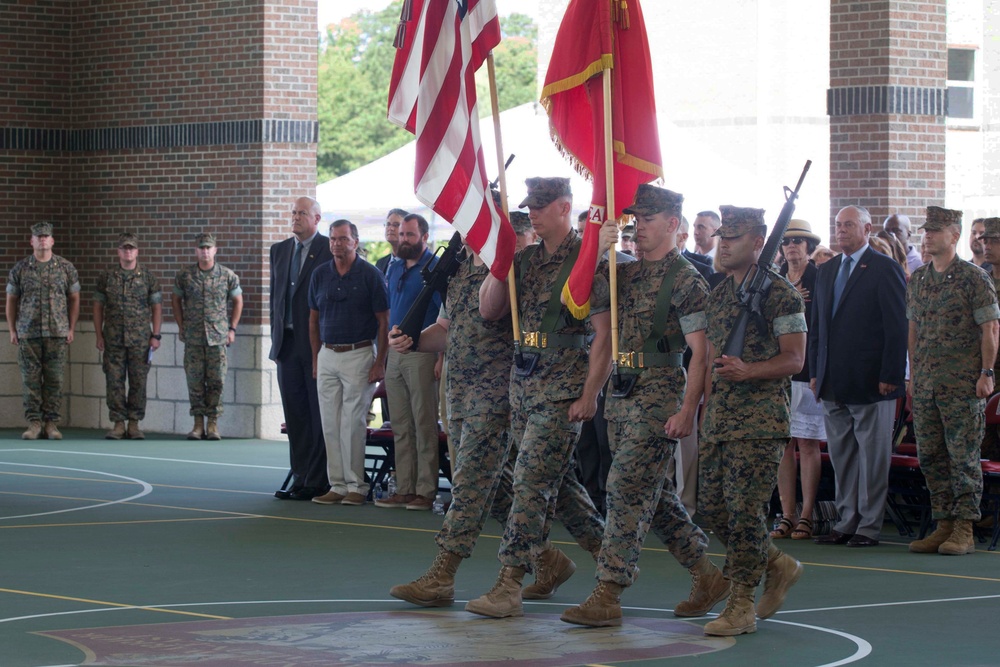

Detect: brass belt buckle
[523, 331, 546, 348]
[617, 351, 645, 369]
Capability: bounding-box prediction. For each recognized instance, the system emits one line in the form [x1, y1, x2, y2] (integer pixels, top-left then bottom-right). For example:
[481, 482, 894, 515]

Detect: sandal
[791, 518, 814, 540]
[770, 517, 794, 539]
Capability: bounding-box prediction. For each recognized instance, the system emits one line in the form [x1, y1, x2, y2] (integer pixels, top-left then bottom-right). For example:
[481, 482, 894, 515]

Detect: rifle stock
[396, 231, 466, 348]
[718, 160, 811, 361]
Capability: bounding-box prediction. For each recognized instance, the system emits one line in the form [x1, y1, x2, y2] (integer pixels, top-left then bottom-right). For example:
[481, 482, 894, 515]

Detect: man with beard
[376, 213, 443, 511]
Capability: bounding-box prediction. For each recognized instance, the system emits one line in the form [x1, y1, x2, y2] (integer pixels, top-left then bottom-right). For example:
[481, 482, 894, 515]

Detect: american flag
[387, 0, 515, 280]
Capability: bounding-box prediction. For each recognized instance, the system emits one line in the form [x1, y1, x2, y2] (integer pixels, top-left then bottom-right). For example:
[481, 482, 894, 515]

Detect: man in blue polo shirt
[377, 213, 443, 511]
[308, 219, 389, 507]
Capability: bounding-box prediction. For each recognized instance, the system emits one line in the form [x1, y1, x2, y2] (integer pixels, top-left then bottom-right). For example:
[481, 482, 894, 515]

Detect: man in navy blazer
[809, 205, 907, 547]
[269, 196, 333, 500]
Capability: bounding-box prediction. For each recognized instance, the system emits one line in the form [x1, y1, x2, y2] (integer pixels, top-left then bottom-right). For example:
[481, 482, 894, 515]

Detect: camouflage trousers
[435, 412, 512, 558]
[699, 438, 784, 587]
[183, 343, 227, 417]
[103, 343, 151, 422]
[912, 391, 984, 521]
[498, 402, 605, 572]
[18, 336, 68, 423]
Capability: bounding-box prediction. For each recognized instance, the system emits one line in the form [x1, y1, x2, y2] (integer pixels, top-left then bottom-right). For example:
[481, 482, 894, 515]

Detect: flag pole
[487, 52, 521, 344]
[603, 67, 619, 364]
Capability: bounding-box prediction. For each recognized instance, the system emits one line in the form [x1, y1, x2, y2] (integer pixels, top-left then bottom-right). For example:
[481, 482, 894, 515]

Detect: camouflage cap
[509, 210, 532, 235]
[714, 205, 767, 238]
[31, 222, 53, 236]
[622, 184, 684, 217]
[621, 223, 636, 238]
[117, 232, 139, 248]
[920, 206, 963, 231]
[196, 232, 217, 248]
[518, 177, 571, 209]
[978, 217, 1000, 240]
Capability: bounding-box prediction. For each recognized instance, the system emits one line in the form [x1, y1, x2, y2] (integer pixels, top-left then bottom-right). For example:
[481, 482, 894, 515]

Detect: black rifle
[394, 231, 466, 349]
[718, 160, 811, 362]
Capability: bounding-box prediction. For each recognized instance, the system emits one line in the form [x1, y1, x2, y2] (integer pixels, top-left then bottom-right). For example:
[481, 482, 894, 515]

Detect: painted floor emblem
[39, 610, 732, 666]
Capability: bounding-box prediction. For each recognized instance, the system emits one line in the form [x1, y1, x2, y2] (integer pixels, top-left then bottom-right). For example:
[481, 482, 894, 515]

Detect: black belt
[324, 340, 373, 352]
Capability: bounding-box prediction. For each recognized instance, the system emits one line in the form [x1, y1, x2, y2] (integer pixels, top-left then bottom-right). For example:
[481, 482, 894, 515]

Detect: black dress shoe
[275, 485, 303, 500]
[814, 530, 853, 545]
[847, 535, 879, 547]
[289, 486, 324, 501]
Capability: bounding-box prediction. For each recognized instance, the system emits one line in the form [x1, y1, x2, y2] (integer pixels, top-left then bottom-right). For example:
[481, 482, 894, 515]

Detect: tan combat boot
[43, 421, 62, 440]
[127, 420, 145, 440]
[522, 547, 576, 599]
[909, 519, 953, 553]
[757, 549, 803, 619]
[187, 416, 205, 440]
[106, 422, 126, 440]
[22, 421, 42, 440]
[704, 583, 758, 636]
[560, 580, 624, 627]
[389, 550, 463, 607]
[938, 519, 975, 555]
[674, 555, 731, 617]
[465, 566, 525, 618]
[205, 417, 221, 441]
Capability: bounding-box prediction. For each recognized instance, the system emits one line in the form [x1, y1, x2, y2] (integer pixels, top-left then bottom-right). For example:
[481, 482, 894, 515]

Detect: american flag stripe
[387, 0, 514, 279]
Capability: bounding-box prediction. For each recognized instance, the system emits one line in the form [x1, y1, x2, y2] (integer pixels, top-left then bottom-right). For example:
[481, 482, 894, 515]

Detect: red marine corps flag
[542, 0, 663, 318]
[387, 0, 515, 280]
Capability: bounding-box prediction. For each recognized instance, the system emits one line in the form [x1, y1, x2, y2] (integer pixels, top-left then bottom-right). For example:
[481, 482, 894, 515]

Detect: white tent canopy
[317, 102, 767, 242]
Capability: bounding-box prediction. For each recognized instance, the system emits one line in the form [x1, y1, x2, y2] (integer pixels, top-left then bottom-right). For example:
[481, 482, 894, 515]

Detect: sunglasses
[781, 237, 806, 246]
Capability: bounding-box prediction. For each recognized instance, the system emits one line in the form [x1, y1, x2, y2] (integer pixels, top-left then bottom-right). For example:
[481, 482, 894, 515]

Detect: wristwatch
[982, 369, 994, 377]
[150, 334, 162, 340]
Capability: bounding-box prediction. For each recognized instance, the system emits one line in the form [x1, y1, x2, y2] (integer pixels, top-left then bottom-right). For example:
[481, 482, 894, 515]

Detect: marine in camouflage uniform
[171, 233, 243, 440]
[466, 177, 610, 619]
[6, 222, 81, 440]
[974, 216, 1000, 462]
[699, 206, 807, 636]
[559, 185, 727, 628]
[907, 207, 999, 556]
[94, 233, 163, 440]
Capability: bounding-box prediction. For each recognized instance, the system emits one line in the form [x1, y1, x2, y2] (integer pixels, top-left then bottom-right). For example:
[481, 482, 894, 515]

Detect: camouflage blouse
[511, 230, 609, 411]
[94, 264, 163, 348]
[907, 257, 1000, 393]
[173, 263, 242, 346]
[701, 270, 806, 443]
[6, 254, 80, 338]
[604, 249, 709, 424]
[441, 257, 512, 419]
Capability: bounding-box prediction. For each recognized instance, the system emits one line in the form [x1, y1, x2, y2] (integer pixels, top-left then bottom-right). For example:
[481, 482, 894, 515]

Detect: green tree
[318, 6, 538, 183]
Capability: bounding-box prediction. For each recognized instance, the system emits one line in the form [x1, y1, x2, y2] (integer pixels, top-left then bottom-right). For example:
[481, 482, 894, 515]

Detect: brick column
[828, 0, 947, 238]
[0, 0, 318, 438]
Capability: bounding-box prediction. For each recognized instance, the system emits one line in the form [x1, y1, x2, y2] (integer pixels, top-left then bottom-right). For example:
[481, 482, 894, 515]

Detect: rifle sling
[518, 243, 583, 337]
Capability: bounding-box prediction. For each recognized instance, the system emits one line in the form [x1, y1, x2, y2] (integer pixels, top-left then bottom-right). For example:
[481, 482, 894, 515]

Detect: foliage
[318, 4, 538, 183]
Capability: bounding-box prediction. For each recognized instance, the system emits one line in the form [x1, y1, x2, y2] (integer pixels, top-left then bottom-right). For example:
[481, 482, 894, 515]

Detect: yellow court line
[0, 588, 231, 620]
[636, 544, 1000, 582]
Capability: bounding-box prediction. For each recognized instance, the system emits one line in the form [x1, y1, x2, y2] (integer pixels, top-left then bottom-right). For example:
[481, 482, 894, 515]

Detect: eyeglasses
[781, 237, 805, 246]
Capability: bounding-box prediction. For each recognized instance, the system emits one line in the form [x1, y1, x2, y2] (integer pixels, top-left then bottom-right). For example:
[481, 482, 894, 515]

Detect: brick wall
[828, 0, 947, 236]
[0, 0, 318, 437]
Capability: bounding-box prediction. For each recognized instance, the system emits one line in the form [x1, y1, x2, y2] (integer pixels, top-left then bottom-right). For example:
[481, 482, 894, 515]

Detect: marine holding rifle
[559, 185, 727, 628]
[698, 205, 807, 636]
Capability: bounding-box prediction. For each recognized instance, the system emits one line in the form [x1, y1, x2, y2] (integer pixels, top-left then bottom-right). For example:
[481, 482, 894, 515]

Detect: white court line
[780, 592, 1000, 615]
[2, 599, 873, 667]
[5, 448, 286, 471]
[0, 463, 152, 520]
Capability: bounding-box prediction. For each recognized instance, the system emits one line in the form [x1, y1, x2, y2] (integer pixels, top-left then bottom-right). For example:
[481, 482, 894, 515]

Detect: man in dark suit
[375, 208, 407, 275]
[269, 196, 333, 500]
[678, 216, 714, 281]
[810, 205, 907, 547]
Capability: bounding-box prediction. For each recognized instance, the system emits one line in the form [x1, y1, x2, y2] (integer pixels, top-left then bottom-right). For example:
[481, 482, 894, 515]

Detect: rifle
[718, 160, 811, 362]
[394, 231, 466, 349]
